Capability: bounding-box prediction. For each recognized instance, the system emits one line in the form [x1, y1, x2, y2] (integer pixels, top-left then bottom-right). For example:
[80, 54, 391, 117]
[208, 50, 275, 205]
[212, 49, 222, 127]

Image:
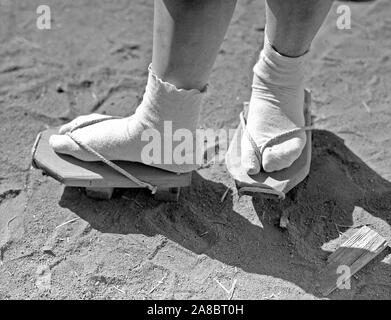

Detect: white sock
[241, 35, 308, 174]
[49, 66, 206, 173]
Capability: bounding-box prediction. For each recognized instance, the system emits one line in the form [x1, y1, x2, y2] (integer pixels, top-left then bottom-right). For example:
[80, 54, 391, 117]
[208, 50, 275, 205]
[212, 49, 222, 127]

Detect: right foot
[49, 67, 206, 173]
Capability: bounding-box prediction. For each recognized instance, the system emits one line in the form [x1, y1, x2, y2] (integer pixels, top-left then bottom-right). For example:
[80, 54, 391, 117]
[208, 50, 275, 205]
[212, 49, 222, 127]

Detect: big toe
[262, 134, 306, 173]
[241, 136, 261, 175]
[49, 134, 91, 161]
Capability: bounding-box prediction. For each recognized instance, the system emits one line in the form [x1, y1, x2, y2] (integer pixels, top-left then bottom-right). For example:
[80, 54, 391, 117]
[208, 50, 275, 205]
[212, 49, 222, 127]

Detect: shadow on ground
[59, 130, 391, 299]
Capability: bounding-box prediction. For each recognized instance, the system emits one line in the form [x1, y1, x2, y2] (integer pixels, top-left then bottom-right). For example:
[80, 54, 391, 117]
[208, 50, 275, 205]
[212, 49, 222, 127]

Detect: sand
[0, 0, 390, 299]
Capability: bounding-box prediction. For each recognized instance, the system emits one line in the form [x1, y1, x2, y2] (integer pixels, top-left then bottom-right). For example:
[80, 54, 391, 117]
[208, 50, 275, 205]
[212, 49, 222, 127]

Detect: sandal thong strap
[64, 116, 158, 194]
[239, 111, 313, 170]
[69, 116, 122, 132]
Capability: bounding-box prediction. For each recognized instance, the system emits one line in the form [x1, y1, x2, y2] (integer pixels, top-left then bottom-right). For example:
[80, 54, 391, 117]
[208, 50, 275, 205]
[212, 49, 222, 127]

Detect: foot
[241, 37, 307, 174]
[49, 67, 205, 173]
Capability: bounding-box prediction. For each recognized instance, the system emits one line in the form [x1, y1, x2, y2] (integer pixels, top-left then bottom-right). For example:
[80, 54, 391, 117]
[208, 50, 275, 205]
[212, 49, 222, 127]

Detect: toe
[241, 136, 261, 175]
[262, 135, 306, 172]
[49, 134, 92, 161]
[49, 134, 80, 154]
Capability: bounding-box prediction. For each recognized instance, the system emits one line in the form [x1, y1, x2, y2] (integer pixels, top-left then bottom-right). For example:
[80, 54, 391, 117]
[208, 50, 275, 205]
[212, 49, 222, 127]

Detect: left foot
[241, 37, 307, 174]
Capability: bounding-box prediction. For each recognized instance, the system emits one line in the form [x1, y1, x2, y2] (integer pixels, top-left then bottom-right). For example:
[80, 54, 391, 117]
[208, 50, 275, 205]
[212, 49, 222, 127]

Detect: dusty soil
[0, 0, 390, 299]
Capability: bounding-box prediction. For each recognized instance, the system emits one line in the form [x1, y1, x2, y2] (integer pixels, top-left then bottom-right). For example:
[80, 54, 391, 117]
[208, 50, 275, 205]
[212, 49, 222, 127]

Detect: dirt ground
[0, 0, 390, 300]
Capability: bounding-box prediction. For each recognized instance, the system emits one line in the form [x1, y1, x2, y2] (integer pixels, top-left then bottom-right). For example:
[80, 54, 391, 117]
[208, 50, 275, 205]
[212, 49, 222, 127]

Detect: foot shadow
[59, 130, 391, 299]
[251, 130, 391, 298]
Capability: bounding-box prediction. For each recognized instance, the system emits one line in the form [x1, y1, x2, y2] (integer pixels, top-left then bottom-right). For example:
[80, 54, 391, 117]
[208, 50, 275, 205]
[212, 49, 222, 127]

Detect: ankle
[269, 43, 310, 59]
[253, 35, 307, 88]
[135, 65, 206, 131]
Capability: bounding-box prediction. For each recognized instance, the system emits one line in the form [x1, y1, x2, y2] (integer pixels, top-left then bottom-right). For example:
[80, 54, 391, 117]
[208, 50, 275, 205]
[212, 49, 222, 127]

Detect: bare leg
[242, 0, 334, 174]
[266, 0, 334, 57]
[153, 0, 237, 90]
[50, 0, 236, 172]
